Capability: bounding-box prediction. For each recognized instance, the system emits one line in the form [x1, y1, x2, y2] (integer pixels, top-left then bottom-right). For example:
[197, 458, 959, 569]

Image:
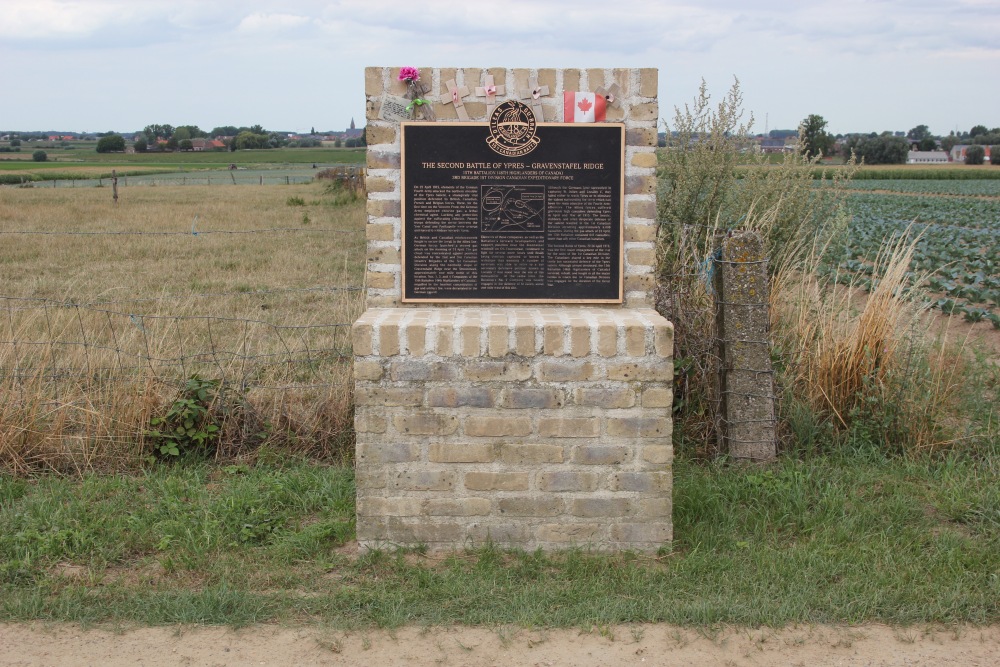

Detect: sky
[2, 0, 998, 137]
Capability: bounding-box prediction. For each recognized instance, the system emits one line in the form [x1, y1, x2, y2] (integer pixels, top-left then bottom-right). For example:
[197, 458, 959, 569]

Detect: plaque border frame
[399, 121, 626, 305]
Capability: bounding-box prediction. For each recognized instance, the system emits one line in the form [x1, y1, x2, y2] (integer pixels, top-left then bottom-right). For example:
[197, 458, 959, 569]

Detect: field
[832, 180, 1000, 326]
[0, 181, 366, 471]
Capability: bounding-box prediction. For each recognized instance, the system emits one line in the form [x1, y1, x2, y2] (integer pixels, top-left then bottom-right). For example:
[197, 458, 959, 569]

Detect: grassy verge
[1, 445, 997, 628]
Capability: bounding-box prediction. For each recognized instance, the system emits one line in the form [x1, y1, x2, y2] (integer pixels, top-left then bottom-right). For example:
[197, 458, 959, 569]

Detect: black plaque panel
[401, 122, 624, 303]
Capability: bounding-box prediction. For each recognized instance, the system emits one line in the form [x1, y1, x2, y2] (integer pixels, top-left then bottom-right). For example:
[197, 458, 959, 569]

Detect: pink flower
[398, 67, 420, 82]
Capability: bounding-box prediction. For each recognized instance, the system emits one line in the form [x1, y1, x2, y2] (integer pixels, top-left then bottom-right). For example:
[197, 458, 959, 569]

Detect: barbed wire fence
[0, 218, 368, 473]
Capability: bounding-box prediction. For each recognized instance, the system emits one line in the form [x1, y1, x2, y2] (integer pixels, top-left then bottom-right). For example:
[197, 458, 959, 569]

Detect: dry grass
[0, 183, 366, 473]
[771, 233, 978, 451]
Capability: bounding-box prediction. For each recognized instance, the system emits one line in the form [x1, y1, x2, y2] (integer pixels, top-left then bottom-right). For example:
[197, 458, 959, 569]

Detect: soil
[2, 622, 999, 666]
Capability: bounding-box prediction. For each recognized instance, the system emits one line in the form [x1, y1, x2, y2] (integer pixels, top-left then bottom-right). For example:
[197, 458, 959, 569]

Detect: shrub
[145, 376, 223, 459]
[991, 147, 1000, 165]
[31, 150, 47, 162]
[96, 135, 126, 153]
[965, 145, 985, 165]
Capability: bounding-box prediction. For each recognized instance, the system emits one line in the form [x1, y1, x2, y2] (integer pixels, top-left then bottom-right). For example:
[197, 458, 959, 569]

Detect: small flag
[563, 92, 606, 123]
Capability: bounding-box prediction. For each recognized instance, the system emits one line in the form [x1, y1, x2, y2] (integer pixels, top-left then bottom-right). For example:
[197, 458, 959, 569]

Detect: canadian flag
[563, 91, 606, 123]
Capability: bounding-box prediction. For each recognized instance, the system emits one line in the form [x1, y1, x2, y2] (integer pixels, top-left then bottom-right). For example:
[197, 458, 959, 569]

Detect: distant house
[907, 151, 949, 164]
[950, 145, 993, 162]
[758, 138, 787, 154]
[190, 138, 227, 151]
[343, 118, 363, 139]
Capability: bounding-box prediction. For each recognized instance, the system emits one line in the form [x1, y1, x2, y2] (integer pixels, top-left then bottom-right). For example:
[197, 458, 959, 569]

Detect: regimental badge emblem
[486, 100, 541, 157]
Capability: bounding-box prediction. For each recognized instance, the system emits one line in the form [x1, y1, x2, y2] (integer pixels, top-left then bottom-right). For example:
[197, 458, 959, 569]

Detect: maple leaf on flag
[578, 97, 593, 112]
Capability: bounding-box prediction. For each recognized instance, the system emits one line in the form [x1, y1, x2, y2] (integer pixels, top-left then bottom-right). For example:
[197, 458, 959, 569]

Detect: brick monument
[353, 67, 673, 551]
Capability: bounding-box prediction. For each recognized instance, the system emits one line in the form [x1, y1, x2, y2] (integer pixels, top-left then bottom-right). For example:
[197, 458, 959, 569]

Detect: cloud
[237, 13, 314, 34]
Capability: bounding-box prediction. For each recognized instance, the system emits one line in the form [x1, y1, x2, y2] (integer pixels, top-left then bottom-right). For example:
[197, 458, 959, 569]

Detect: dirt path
[2, 623, 999, 666]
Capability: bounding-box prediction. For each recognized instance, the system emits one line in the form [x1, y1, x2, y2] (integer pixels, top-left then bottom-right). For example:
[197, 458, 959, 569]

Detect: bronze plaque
[401, 104, 624, 303]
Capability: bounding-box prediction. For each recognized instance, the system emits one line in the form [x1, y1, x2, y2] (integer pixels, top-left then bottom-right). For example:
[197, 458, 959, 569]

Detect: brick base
[352, 307, 673, 552]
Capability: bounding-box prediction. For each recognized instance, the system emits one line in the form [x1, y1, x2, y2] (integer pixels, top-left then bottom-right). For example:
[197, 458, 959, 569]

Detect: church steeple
[350, 118, 356, 130]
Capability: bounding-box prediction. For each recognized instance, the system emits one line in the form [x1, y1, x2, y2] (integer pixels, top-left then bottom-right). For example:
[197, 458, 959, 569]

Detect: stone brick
[627, 199, 657, 220]
[625, 175, 656, 196]
[379, 321, 400, 355]
[501, 388, 564, 409]
[597, 322, 617, 357]
[367, 246, 401, 267]
[463, 101, 487, 120]
[424, 498, 491, 516]
[364, 67, 383, 96]
[428, 387, 496, 408]
[367, 271, 396, 290]
[641, 445, 673, 465]
[654, 324, 673, 357]
[574, 445, 629, 465]
[563, 69, 582, 96]
[574, 387, 636, 409]
[625, 225, 657, 243]
[537, 523, 601, 543]
[538, 418, 599, 438]
[537, 471, 600, 492]
[626, 127, 657, 147]
[639, 68, 657, 97]
[624, 274, 656, 294]
[465, 472, 529, 491]
[630, 151, 658, 168]
[366, 199, 401, 218]
[365, 224, 396, 241]
[586, 68, 605, 90]
[391, 470, 456, 492]
[463, 361, 532, 382]
[354, 467, 386, 490]
[435, 326, 454, 357]
[366, 125, 396, 146]
[606, 362, 670, 381]
[630, 102, 658, 122]
[536, 69, 557, 93]
[365, 176, 396, 193]
[570, 320, 590, 357]
[468, 522, 531, 544]
[609, 472, 671, 493]
[354, 411, 387, 434]
[367, 150, 400, 170]
[428, 443, 497, 463]
[488, 320, 509, 357]
[499, 497, 564, 517]
[640, 497, 672, 517]
[642, 388, 672, 408]
[625, 324, 647, 356]
[353, 360, 383, 381]
[543, 321, 565, 355]
[390, 360, 458, 382]
[499, 443, 565, 465]
[465, 416, 532, 437]
[626, 246, 656, 266]
[537, 361, 595, 382]
[607, 417, 671, 438]
[610, 523, 671, 544]
[355, 386, 423, 408]
[569, 497, 635, 518]
[352, 321, 373, 356]
[385, 519, 463, 544]
[357, 442, 421, 464]
[514, 317, 536, 356]
[393, 413, 459, 436]
[406, 326, 427, 356]
[460, 320, 482, 356]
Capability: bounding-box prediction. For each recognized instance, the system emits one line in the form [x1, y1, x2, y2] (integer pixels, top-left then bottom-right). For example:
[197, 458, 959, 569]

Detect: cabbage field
[832, 181, 1000, 327]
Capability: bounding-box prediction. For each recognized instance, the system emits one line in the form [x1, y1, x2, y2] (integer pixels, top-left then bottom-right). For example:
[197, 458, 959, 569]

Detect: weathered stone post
[713, 231, 777, 461]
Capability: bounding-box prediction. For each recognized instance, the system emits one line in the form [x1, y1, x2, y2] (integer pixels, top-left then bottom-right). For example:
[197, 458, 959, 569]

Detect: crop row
[846, 179, 1000, 196]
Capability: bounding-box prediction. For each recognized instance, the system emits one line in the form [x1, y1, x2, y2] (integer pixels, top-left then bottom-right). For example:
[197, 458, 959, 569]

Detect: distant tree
[311, 126, 316, 135]
[799, 114, 833, 158]
[965, 145, 985, 165]
[143, 124, 174, 141]
[991, 147, 1000, 166]
[941, 135, 958, 153]
[173, 127, 191, 142]
[359, 127, 367, 146]
[249, 124, 266, 135]
[918, 136, 937, 151]
[211, 126, 239, 137]
[334, 138, 342, 148]
[96, 134, 126, 153]
[907, 124, 932, 141]
[165, 136, 179, 151]
[32, 150, 47, 162]
[134, 138, 148, 152]
[970, 125, 988, 138]
[179, 139, 194, 151]
[175, 125, 206, 139]
[768, 129, 798, 139]
[233, 131, 270, 150]
[843, 134, 909, 165]
[9, 139, 20, 147]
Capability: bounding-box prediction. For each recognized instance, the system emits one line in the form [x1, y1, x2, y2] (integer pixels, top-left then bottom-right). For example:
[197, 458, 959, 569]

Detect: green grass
[0, 147, 366, 171]
[2, 446, 998, 628]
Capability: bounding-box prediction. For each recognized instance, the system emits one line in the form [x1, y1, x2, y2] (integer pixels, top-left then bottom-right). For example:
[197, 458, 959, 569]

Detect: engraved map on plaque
[401, 103, 624, 303]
